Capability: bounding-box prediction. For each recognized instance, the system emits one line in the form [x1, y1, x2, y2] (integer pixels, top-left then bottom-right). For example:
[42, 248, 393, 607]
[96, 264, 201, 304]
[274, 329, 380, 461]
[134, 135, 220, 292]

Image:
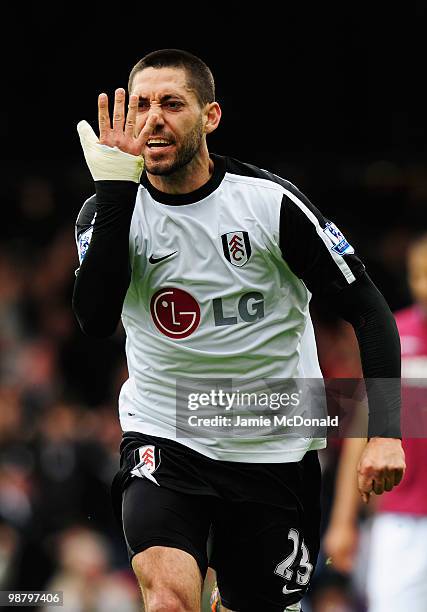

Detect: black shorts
[111, 432, 321, 612]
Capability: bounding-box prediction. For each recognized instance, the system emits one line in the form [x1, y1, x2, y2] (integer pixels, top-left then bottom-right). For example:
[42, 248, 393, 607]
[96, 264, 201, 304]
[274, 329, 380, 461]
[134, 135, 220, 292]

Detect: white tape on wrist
[77, 120, 144, 182]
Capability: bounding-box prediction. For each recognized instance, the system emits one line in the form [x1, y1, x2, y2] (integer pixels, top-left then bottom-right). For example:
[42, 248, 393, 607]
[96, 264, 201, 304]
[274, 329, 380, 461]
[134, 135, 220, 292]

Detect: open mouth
[146, 139, 174, 149]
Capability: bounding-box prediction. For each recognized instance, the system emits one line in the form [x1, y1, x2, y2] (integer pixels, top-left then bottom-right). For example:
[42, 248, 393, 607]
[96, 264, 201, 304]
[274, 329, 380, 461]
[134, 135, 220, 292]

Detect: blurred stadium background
[2, 5, 427, 610]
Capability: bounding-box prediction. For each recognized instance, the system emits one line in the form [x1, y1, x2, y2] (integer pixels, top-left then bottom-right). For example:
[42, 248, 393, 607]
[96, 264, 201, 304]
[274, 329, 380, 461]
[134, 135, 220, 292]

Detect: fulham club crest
[133, 445, 161, 475]
[222, 231, 252, 267]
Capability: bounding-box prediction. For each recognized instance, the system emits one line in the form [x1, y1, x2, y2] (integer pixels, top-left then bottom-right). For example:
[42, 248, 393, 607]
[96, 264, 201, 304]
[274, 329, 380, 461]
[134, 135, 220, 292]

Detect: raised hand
[77, 88, 157, 182]
[98, 88, 158, 155]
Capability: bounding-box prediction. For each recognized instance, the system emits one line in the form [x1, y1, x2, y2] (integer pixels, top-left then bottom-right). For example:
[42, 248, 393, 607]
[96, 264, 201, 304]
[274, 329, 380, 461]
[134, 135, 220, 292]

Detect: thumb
[358, 473, 373, 504]
[77, 120, 98, 145]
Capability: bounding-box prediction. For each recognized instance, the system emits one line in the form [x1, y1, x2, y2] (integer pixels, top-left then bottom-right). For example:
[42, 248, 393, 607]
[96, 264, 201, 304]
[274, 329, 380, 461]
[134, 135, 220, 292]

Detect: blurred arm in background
[323, 437, 366, 574]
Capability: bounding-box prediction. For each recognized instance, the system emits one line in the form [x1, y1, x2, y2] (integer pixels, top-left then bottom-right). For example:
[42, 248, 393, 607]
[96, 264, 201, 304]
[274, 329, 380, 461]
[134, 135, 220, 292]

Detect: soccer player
[73, 49, 405, 612]
[324, 235, 427, 612]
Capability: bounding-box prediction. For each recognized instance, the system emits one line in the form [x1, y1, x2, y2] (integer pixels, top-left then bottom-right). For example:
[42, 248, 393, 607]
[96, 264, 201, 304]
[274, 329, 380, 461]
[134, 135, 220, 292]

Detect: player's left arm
[326, 273, 405, 501]
[279, 184, 405, 500]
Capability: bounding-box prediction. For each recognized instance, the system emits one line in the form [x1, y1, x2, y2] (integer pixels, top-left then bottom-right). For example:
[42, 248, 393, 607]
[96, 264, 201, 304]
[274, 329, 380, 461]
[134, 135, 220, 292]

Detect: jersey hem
[121, 419, 326, 463]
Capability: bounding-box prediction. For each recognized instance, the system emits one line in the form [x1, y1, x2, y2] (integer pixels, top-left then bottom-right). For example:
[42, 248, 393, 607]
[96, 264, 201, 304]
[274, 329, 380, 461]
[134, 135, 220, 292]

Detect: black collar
[141, 153, 226, 205]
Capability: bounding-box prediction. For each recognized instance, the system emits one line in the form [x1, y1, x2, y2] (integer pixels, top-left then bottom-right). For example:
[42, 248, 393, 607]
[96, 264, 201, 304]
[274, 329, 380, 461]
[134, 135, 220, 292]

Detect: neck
[146, 147, 214, 195]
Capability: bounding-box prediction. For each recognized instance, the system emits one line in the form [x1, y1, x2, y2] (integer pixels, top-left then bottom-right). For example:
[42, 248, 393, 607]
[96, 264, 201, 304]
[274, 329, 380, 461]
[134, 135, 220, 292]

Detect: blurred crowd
[1, 156, 427, 611]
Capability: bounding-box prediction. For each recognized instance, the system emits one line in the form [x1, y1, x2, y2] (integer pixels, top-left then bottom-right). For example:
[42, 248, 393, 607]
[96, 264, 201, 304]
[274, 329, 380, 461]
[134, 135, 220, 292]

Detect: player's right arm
[72, 89, 157, 337]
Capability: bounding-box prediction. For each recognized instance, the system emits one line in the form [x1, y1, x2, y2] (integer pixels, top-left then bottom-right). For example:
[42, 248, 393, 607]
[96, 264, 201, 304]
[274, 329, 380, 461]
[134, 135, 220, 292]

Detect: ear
[203, 102, 222, 135]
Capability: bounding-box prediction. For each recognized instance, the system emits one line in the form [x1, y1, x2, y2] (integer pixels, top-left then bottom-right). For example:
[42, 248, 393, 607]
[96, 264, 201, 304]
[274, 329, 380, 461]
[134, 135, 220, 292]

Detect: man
[324, 235, 427, 612]
[73, 49, 405, 612]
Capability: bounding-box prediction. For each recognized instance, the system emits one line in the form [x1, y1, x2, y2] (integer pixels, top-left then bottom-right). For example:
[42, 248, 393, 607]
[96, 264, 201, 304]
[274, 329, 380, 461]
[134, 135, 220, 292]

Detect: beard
[144, 116, 204, 176]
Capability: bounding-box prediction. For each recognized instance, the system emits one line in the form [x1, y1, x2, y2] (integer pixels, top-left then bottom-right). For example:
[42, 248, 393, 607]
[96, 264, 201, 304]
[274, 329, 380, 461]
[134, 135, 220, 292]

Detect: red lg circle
[150, 288, 201, 339]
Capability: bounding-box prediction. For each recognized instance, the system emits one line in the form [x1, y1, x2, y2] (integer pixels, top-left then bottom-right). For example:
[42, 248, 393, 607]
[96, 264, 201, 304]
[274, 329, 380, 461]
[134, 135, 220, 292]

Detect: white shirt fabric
[76, 154, 364, 462]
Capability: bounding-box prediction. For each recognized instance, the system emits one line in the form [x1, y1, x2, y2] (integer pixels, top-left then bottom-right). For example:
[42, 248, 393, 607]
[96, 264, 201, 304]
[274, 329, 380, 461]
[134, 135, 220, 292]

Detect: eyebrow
[138, 94, 185, 103]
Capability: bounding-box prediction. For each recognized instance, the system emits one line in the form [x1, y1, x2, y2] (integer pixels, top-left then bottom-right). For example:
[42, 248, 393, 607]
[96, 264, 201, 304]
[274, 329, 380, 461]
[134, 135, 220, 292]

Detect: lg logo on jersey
[150, 289, 265, 338]
[151, 288, 201, 339]
[213, 292, 264, 326]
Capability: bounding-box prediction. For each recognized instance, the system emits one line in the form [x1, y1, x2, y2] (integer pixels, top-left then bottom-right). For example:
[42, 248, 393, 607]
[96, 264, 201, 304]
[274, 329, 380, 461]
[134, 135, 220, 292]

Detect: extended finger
[124, 94, 139, 138]
[113, 88, 126, 139]
[98, 93, 111, 143]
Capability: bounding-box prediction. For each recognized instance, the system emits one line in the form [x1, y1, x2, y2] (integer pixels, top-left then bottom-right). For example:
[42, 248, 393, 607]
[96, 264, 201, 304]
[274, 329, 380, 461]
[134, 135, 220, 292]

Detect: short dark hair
[128, 49, 215, 107]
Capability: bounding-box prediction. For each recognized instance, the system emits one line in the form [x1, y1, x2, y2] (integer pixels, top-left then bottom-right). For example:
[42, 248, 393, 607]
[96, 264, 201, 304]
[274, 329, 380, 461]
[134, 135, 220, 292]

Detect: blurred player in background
[324, 234, 427, 612]
[73, 49, 405, 612]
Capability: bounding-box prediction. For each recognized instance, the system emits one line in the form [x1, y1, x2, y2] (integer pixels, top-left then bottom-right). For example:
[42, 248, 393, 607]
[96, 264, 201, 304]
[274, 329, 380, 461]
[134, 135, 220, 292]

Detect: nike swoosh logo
[282, 586, 302, 595]
[149, 251, 177, 264]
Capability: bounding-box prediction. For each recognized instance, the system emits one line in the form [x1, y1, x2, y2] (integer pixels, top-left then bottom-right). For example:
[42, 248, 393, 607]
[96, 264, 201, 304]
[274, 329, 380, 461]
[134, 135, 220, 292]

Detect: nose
[147, 103, 165, 129]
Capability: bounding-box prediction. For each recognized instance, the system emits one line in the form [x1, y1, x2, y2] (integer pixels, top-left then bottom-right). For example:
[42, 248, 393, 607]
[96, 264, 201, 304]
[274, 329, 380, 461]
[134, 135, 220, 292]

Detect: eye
[138, 100, 149, 111]
[164, 101, 183, 110]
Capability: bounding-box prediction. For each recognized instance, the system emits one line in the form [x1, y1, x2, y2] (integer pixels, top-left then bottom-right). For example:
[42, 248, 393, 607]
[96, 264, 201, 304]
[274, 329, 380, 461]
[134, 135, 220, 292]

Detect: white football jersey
[76, 154, 364, 462]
